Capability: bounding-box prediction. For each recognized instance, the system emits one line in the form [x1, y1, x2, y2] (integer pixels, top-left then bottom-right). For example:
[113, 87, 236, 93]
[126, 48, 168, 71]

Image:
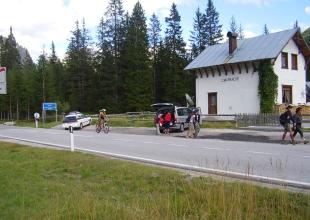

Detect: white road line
[0, 134, 309, 189]
[74, 134, 94, 138]
[246, 151, 274, 155]
[143, 141, 161, 145]
[168, 144, 188, 147]
[200, 147, 231, 151]
[112, 138, 133, 142]
[303, 156, 310, 158]
[75, 146, 310, 190]
[43, 131, 63, 135]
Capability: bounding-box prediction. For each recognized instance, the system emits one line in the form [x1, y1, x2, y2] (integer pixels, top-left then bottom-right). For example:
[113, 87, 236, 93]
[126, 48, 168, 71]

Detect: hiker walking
[193, 109, 200, 138]
[292, 106, 309, 144]
[186, 111, 195, 138]
[279, 105, 295, 144]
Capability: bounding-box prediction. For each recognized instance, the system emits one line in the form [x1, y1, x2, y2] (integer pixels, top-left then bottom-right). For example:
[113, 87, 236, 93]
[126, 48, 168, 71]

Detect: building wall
[196, 64, 260, 114]
[274, 39, 307, 105]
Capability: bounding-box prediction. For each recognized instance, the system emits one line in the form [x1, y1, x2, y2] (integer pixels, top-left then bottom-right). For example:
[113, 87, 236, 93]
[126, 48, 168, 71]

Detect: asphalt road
[0, 125, 309, 189]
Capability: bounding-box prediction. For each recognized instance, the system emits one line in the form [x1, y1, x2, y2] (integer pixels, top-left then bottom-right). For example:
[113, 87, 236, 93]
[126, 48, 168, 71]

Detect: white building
[185, 28, 310, 114]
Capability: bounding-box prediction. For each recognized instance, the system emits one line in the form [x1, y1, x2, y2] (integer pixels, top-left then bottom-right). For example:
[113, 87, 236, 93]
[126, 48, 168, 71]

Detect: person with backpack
[292, 106, 309, 144]
[279, 105, 295, 144]
[186, 111, 195, 138]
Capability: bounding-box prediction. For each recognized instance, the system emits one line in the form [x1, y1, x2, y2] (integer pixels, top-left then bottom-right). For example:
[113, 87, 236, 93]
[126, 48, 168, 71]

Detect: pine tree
[204, 0, 223, 45]
[263, 24, 269, 35]
[148, 13, 161, 60]
[121, 2, 153, 111]
[238, 23, 245, 39]
[229, 16, 237, 33]
[47, 42, 65, 103]
[94, 17, 118, 112]
[148, 13, 162, 100]
[104, 0, 126, 109]
[190, 7, 206, 58]
[157, 3, 193, 105]
[65, 20, 94, 112]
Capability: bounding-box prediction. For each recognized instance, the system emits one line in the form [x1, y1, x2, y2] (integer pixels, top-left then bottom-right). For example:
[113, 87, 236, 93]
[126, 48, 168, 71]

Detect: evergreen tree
[148, 13, 162, 100]
[121, 2, 153, 111]
[157, 3, 193, 105]
[229, 16, 237, 33]
[1, 27, 21, 70]
[258, 60, 278, 113]
[94, 17, 118, 112]
[104, 0, 126, 109]
[47, 42, 65, 103]
[148, 13, 161, 60]
[190, 7, 206, 58]
[294, 20, 299, 29]
[65, 20, 94, 112]
[238, 23, 245, 39]
[204, 0, 223, 45]
[263, 24, 269, 35]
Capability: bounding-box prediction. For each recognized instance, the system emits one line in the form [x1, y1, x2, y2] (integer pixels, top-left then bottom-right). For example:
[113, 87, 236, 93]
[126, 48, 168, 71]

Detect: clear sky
[0, 0, 309, 62]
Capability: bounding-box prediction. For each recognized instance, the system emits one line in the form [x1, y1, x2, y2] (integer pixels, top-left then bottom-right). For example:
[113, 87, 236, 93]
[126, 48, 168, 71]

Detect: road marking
[0, 134, 309, 189]
[246, 151, 274, 155]
[168, 143, 187, 147]
[200, 147, 231, 151]
[143, 141, 161, 145]
[303, 156, 310, 158]
[75, 146, 310, 190]
[74, 134, 94, 138]
[112, 138, 133, 142]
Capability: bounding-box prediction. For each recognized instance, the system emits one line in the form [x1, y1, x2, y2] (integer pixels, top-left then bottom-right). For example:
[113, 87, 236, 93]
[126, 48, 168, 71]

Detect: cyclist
[98, 109, 108, 127]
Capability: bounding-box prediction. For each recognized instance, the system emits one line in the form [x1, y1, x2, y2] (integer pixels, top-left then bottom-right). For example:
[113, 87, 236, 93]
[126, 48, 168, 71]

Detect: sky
[0, 0, 309, 62]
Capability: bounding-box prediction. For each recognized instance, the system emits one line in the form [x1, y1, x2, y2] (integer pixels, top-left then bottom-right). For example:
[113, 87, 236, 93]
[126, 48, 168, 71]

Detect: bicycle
[96, 120, 110, 134]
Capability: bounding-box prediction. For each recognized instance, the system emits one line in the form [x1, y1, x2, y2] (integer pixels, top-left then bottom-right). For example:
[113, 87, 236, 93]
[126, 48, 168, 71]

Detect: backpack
[279, 112, 288, 125]
[186, 115, 191, 123]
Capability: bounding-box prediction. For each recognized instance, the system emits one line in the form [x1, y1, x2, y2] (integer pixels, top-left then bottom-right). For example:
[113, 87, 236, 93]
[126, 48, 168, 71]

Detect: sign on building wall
[0, 67, 7, 94]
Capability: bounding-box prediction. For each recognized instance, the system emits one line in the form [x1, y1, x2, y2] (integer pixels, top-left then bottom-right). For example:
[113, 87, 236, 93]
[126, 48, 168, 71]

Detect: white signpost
[34, 112, 40, 128]
[0, 67, 7, 94]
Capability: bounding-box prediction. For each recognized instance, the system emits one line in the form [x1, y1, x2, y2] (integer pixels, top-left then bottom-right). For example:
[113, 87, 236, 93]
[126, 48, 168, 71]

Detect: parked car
[151, 103, 191, 132]
[62, 112, 92, 129]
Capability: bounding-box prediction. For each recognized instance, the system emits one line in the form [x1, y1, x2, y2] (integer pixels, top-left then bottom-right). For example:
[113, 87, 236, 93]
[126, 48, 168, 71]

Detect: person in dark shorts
[164, 111, 171, 135]
[293, 106, 309, 144]
[280, 105, 295, 144]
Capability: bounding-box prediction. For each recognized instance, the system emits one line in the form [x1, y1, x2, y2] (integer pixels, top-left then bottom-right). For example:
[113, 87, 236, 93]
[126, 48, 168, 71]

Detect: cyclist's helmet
[99, 109, 106, 112]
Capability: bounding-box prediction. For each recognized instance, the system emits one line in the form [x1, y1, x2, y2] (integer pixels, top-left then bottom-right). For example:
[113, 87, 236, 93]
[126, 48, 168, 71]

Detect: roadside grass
[92, 117, 154, 128]
[13, 120, 61, 129]
[0, 142, 309, 219]
[201, 121, 236, 129]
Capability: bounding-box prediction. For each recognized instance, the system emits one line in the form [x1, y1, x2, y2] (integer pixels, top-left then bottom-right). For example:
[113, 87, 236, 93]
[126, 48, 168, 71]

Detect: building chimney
[227, 31, 238, 54]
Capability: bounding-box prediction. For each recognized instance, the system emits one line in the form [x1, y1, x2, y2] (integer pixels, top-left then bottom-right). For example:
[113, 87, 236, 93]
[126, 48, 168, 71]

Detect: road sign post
[34, 112, 40, 128]
[69, 126, 74, 152]
[42, 103, 58, 123]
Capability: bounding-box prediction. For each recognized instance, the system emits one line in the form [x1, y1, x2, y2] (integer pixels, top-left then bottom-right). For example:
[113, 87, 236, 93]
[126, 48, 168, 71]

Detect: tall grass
[0, 142, 309, 219]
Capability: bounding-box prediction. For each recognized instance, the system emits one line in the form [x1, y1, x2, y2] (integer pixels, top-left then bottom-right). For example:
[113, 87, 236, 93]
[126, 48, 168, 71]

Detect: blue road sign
[42, 102, 57, 111]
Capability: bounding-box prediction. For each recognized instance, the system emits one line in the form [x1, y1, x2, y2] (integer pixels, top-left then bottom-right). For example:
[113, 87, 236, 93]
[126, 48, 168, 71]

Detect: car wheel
[80, 123, 83, 129]
[179, 123, 184, 132]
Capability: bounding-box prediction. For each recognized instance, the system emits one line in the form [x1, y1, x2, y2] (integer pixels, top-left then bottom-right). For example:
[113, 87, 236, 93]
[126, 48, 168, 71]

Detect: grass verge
[0, 141, 309, 219]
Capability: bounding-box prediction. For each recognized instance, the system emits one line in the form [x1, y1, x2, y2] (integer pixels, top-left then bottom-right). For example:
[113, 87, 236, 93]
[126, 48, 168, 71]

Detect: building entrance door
[208, 93, 217, 114]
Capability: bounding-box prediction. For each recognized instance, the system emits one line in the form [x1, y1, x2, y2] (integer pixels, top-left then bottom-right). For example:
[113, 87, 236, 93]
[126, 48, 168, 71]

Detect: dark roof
[185, 28, 310, 71]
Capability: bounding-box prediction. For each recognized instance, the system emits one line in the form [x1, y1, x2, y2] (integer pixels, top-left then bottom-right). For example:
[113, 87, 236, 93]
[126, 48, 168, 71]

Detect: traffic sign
[0, 67, 6, 82]
[0, 67, 7, 94]
[42, 102, 57, 111]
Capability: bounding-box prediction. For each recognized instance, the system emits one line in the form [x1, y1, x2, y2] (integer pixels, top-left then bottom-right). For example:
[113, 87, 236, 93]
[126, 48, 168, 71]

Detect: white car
[62, 113, 92, 129]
